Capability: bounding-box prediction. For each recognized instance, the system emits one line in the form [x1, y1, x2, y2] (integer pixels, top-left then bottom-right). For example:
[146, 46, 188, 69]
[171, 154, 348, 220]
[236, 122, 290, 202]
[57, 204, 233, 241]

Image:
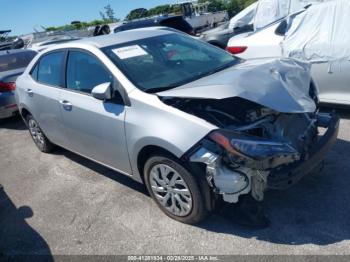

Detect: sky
[1, 0, 175, 36]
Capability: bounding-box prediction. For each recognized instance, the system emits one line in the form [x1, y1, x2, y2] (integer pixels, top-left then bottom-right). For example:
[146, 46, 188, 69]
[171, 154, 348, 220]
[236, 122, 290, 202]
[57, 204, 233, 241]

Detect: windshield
[0, 51, 37, 73]
[103, 33, 237, 93]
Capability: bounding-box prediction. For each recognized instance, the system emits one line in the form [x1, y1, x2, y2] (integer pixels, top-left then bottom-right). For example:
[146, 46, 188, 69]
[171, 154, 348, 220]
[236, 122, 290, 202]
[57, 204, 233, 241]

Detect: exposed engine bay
[161, 96, 324, 203]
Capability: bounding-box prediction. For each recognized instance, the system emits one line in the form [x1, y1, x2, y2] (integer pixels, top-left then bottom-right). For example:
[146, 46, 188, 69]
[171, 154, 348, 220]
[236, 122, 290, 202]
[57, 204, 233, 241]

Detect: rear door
[21, 51, 67, 147]
[311, 61, 350, 105]
[59, 49, 131, 174]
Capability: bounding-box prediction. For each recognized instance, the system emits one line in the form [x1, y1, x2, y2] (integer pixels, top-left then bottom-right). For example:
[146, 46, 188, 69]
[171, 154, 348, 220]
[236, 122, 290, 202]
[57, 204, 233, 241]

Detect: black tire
[144, 154, 208, 224]
[26, 114, 54, 153]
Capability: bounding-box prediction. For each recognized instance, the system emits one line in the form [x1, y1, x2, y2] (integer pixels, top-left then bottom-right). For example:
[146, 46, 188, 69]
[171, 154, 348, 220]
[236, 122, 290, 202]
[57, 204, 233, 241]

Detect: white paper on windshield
[112, 45, 148, 59]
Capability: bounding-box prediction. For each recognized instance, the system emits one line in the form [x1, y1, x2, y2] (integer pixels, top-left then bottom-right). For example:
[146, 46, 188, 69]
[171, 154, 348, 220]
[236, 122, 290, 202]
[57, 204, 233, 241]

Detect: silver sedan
[15, 28, 339, 224]
[0, 49, 36, 119]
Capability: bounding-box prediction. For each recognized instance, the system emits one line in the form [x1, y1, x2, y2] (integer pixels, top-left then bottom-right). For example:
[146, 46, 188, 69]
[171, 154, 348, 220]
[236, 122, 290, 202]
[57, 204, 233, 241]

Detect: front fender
[125, 90, 216, 182]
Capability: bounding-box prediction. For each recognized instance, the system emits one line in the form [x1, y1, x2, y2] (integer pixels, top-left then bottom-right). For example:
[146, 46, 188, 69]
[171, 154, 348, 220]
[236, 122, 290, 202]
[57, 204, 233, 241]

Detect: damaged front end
[157, 58, 339, 204]
[164, 97, 339, 204]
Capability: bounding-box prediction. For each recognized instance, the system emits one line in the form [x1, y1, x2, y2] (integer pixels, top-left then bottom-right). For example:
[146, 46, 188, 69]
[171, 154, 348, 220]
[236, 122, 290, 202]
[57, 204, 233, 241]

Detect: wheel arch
[19, 106, 32, 124]
[135, 144, 216, 212]
[136, 145, 180, 184]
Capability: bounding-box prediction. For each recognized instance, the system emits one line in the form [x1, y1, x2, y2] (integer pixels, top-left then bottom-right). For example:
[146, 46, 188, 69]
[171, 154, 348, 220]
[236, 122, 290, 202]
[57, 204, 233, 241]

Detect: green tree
[126, 8, 148, 20]
[198, 0, 226, 12]
[45, 0, 257, 32]
[224, 0, 257, 18]
[100, 4, 118, 22]
[225, 0, 242, 17]
[147, 5, 171, 16]
[45, 18, 118, 32]
[188, 0, 257, 18]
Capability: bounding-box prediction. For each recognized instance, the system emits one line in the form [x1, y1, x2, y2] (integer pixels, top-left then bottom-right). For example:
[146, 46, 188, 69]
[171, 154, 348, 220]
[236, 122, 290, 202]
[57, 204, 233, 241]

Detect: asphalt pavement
[0, 108, 350, 256]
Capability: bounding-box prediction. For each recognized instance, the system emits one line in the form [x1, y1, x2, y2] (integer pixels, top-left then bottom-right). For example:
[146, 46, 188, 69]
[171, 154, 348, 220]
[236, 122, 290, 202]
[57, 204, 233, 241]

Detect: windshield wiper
[145, 85, 180, 94]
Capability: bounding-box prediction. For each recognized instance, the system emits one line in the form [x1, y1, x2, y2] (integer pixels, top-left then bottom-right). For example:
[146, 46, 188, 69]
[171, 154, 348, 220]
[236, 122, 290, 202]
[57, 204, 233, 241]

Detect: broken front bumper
[189, 113, 340, 203]
[268, 114, 340, 190]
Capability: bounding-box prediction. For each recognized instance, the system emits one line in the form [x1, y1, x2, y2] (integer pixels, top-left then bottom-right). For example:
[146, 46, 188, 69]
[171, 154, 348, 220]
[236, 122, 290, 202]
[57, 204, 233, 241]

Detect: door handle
[59, 100, 73, 111]
[25, 89, 34, 97]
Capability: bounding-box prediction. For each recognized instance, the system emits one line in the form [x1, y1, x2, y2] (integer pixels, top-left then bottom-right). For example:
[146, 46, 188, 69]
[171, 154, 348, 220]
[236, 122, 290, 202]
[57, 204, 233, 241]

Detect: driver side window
[66, 51, 113, 94]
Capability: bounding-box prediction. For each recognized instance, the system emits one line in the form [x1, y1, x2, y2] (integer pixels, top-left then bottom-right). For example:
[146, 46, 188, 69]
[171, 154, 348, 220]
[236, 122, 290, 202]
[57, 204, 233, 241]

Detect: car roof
[61, 27, 174, 49]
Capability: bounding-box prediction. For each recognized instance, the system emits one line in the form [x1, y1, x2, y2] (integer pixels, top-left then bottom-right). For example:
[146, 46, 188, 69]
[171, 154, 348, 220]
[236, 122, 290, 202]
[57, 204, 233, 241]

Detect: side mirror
[275, 20, 288, 36]
[92, 82, 112, 101]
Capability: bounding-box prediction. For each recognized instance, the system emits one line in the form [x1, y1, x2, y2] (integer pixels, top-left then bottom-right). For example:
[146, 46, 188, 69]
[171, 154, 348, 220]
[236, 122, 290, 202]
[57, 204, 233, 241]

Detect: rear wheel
[144, 154, 208, 224]
[26, 114, 54, 153]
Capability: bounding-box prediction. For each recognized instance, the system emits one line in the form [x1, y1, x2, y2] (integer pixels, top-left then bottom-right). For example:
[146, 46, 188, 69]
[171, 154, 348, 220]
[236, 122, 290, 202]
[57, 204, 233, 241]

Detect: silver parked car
[0, 49, 37, 119]
[16, 28, 339, 224]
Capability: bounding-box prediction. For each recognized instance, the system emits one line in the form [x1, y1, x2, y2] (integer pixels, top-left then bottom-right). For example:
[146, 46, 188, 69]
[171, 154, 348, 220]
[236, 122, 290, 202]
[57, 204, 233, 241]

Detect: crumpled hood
[157, 58, 316, 113]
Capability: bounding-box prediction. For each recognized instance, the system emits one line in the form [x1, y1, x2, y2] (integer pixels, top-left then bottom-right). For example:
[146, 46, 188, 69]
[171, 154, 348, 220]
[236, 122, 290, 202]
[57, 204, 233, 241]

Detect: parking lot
[1, 107, 350, 256]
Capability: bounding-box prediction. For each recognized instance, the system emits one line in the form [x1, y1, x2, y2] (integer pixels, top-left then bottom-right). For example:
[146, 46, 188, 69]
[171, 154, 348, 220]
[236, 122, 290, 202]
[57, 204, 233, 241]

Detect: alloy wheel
[149, 164, 193, 217]
[28, 119, 45, 147]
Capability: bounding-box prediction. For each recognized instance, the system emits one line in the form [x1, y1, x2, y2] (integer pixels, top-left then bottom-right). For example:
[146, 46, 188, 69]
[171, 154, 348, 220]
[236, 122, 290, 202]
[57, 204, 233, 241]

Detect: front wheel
[26, 114, 54, 153]
[144, 154, 208, 224]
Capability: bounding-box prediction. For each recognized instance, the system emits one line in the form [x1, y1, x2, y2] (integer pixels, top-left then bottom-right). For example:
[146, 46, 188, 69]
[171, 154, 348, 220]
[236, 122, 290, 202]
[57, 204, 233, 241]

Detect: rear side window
[66, 51, 112, 94]
[36, 51, 65, 87]
[31, 64, 39, 80]
[0, 51, 37, 73]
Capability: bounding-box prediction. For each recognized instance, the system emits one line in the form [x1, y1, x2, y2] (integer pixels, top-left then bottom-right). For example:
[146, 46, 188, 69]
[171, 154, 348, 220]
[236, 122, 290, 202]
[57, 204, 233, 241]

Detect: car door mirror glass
[275, 20, 288, 36]
[92, 82, 112, 101]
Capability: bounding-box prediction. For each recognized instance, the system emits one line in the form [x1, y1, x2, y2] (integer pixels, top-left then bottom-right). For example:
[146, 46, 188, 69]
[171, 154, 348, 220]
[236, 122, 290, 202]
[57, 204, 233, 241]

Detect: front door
[59, 50, 132, 175]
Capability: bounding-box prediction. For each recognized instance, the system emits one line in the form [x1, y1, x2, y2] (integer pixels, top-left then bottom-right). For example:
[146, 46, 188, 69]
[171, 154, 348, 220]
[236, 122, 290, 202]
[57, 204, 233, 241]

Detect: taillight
[226, 46, 248, 55]
[0, 82, 16, 92]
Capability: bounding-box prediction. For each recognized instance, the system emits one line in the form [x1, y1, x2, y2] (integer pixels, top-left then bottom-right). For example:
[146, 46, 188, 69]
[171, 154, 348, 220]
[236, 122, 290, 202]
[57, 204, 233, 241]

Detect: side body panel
[311, 61, 350, 105]
[16, 74, 66, 146]
[125, 89, 216, 182]
[227, 22, 283, 59]
[59, 89, 132, 175]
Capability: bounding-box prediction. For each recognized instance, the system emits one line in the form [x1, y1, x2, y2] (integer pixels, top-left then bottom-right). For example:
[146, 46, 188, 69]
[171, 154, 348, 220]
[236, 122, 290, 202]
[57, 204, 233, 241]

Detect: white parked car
[227, 0, 350, 106]
[200, 2, 257, 49]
